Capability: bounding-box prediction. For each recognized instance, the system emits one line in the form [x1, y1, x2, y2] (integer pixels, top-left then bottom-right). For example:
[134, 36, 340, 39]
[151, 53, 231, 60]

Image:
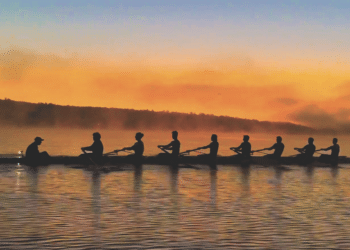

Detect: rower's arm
[82, 144, 94, 152]
[122, 146, 134, 151]
[230, 146, 241, 152]
[158, 142, 172, 150]
[265, 145, 275, 151]
[198, 144, 211, 150]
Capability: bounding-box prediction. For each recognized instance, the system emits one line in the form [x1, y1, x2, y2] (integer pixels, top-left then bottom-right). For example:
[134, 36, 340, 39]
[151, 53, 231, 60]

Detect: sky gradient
[1, 1, 350, 130]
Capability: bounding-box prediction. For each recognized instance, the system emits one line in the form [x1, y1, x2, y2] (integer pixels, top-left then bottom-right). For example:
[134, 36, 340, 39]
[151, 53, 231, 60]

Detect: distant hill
[0, 98, 317, 134]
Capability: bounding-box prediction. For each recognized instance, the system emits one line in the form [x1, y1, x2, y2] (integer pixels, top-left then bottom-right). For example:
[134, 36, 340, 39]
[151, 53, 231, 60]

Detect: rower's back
[273, 136, 284, 157]
[133, 141, 144, 157]
[209, 134, 219, 157]
[304, 138, 315, 158]
[171, 131, 180, 157]
[240, 135, 251, 158]
[331, 138, 340, 158]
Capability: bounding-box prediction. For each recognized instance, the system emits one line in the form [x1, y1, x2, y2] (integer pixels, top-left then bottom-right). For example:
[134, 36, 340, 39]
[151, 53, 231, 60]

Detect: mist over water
[1, 126, 349, 157]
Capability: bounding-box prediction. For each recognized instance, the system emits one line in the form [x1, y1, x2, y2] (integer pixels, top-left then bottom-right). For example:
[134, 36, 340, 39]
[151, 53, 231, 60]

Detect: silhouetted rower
[253, 136, 284, 159]
[158, 131, 180, 158]
[81, 132, 104, 164]
[294, 137, 316, 162]
[317, 138, 340, 163]
[25, 137, 50, 165]
[189, 134, 219, 161]
[114, 132, 144, 160]
[230, 135, 251, 158]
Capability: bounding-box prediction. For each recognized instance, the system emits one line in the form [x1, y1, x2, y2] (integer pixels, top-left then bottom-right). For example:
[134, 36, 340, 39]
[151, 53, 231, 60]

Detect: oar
[158, 146, 171, 154]
[252, 151, 268, 155]
[179, 148, 201, 156]
[104, 149, 125, 156]
[104, 151, 116, 156]
[82, 150, 98, 166]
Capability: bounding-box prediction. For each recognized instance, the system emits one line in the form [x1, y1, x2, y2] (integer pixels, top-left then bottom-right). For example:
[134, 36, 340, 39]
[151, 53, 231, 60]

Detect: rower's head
[308, 137, 314, 144]
[276, 136, 282, 143]
[172, 131, 178, 140]
[333, 138, 338, 144]
[243, 135, 249, 142]
[93, 132, 101, 141]
[211, 134, 218, 142]
[135, 132, 144, 140]
[34, 137, 44, 145]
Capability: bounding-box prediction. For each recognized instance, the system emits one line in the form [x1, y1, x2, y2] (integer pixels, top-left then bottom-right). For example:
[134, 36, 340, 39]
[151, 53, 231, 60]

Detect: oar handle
[83, 150, 98, 166]
[158, 147, 170, 154]
[180, 148, 200, 155]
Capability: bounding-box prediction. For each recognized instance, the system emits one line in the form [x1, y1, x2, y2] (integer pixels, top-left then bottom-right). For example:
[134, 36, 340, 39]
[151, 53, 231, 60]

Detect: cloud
[0, 48, 37, 81]
[274, 98, 299, 106]
[0, 47, 71, 82]
[288, 105, 350, 133]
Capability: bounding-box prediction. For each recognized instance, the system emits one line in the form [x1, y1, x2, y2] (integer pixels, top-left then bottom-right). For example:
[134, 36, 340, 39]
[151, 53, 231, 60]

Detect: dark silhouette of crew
[114, 132, 144, 160]
[81, 132, 104, 164]
[25, 137, 50, 165]
[188, 134, 219, 163]
[230, 135, 251, 158]
[253, 136, 284, 159]
[317, 138, 340, 163]
[158, 131, 180, 158]
[294, 137, 316, 162]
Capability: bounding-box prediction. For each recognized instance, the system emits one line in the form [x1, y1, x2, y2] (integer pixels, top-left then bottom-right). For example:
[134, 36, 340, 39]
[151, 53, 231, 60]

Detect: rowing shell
[0, 155, 347, 166]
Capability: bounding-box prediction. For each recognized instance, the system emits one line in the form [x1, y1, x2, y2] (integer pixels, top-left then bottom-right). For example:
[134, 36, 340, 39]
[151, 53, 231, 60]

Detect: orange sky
[1, 47, 350, 130]
[2, 2, 350, 130]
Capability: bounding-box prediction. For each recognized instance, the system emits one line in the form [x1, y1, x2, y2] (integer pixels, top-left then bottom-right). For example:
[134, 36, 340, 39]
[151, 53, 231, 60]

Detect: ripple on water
[1, 164, 350, 249]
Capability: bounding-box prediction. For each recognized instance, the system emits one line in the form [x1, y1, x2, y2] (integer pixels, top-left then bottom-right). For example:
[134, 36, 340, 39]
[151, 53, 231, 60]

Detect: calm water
[1, 162, 350, 249]
[2, 127, 350, 249]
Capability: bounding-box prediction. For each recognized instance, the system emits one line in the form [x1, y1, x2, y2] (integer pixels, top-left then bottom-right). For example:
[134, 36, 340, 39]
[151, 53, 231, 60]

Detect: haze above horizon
[1, 1, 350, 132]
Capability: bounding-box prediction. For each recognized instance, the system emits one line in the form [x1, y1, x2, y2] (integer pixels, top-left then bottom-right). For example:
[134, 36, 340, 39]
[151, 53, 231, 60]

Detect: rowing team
[24, 130, 339, 165]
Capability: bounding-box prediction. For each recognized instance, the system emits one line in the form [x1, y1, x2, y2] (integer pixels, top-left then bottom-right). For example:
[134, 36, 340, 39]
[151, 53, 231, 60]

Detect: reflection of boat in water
[0, 154, 346, 167]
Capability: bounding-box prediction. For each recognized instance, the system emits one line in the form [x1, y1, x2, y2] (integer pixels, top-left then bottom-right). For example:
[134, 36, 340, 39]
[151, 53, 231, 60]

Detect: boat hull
[0, 155, 347, 166]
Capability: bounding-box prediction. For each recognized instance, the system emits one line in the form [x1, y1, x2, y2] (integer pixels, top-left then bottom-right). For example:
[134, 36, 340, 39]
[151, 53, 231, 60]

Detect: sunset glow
[1, 1, 350, 128]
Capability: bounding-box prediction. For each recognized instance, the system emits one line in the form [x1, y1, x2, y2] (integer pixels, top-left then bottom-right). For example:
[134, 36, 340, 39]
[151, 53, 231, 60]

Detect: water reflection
[240, 163, 250, 196]
[134, 163, 143, 195]
[91, 170, 102, 248]
[170, 164, 179, 196]
[236, 164, 251, 247]
[3, 163, 350, 249]
[26, 166, 39, 193]
[272, 165, 284, 248]
[209, 166, 217, 207]
[331, 166, 339, 181]
[305, 165, 314, 184]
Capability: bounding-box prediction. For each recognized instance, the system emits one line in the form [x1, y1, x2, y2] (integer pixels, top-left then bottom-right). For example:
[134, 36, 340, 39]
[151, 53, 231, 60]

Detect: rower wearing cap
[25, 137, 51, 165]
